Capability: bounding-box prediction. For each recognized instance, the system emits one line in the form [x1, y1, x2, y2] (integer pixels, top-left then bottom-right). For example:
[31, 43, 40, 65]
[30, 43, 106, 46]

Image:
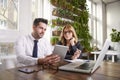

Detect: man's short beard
[38, 34, 44, 38]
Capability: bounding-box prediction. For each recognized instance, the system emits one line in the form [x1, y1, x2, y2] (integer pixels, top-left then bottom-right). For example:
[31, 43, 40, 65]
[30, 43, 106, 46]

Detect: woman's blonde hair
[60, 24, 78, 45]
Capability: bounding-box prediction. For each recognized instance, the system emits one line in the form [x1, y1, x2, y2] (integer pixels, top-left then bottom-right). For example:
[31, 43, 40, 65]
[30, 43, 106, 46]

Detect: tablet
[53, 45, 69, 60]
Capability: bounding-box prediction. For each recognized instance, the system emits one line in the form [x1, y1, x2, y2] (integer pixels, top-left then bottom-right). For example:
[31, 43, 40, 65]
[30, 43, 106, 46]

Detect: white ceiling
[102, 0, 120, 4]
[92, 0, 120, 4]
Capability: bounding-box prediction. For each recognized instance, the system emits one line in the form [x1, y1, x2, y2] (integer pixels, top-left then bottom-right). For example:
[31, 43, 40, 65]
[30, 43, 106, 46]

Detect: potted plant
[110, 28, 120, 51]
[50, 36, 59, 45]
[110, 29, 120, 42]
[52, 30, 61, 36]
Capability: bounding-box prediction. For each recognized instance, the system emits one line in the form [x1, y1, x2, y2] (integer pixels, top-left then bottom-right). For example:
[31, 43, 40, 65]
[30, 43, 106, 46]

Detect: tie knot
[34, 40, 38, 43]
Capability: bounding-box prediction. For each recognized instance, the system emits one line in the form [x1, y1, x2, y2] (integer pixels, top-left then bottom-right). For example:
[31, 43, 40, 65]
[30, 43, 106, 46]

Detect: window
[32, 0, 51, 41]
[0, 0, 18, 30]
[87, 0, 97, 47]
[32, 0, 43, 20]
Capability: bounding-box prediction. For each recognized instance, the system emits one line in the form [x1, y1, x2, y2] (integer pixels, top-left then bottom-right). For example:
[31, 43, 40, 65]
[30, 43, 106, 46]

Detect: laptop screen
[91, 39, 110, 73]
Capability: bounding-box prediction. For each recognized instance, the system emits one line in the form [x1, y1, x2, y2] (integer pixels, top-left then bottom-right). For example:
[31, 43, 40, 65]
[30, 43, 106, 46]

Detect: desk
[91, 50, 120, 62]
[0, 61, 120, 80]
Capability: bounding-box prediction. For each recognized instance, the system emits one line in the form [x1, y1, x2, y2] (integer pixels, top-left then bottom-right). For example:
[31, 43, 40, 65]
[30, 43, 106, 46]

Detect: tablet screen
[53, 45, 68, 60]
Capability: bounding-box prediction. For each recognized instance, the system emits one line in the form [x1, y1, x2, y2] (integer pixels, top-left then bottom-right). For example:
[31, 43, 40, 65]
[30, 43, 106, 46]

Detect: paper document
[64, 59, 89, 63]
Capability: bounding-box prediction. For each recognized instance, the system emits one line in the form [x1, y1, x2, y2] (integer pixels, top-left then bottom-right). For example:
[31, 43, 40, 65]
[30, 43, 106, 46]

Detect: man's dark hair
[33, 18, 48, 26]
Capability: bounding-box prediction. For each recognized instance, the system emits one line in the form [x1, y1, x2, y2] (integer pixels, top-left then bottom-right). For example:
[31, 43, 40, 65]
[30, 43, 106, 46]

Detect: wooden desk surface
[0, 61, 120, 80]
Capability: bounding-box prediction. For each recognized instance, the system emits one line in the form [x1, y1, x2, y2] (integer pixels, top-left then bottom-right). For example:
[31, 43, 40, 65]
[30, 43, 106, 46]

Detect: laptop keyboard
[75, 62, 95, 70]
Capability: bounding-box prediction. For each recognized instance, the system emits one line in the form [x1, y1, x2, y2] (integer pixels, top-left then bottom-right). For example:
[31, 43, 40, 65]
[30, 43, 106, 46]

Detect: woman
[58, 24, 83, 60]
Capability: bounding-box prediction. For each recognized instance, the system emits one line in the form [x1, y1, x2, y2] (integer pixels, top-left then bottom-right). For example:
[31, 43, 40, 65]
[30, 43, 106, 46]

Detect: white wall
[42, 0, 52, 42]
[19, 0, 32, 36]
[107, 1, 120, 39]
[106, 1, 120, 59]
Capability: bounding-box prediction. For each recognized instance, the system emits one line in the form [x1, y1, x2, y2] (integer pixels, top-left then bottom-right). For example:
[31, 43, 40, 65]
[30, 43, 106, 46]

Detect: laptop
[59, 39, 110, 73]
[53, 45, 69, 60]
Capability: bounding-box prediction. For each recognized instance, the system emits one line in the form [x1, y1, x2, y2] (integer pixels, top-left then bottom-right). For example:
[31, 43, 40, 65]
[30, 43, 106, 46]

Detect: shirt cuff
[71, 45, 77, 53]
[33, 58, 39, 65]
[65, 55, 72, 60]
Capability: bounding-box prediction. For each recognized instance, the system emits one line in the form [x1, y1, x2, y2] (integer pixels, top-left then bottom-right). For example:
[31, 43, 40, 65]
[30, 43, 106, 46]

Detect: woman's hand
[71, 49, 81, 60]
[69, 37, 75, 46]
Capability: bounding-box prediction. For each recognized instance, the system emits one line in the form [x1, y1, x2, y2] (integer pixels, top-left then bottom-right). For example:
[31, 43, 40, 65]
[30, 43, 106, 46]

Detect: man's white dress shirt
[15, 34, 52, 66]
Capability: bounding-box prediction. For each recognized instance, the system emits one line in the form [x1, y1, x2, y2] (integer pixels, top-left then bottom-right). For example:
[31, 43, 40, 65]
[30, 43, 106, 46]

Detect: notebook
[59, 39, 110, 73]
[53, 45, 69, 60]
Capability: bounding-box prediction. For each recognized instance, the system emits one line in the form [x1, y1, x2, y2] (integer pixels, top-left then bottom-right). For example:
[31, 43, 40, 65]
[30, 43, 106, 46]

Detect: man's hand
[45, 54, 60, 64]
[38, 54, 60, 65]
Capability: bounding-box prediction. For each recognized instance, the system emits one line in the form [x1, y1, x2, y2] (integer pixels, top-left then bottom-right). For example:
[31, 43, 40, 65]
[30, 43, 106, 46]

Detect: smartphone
[18, 68, 35, 74]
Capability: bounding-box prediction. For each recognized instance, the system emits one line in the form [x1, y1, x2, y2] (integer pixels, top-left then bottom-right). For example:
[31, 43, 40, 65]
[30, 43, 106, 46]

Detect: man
[15, 18, 60, 66]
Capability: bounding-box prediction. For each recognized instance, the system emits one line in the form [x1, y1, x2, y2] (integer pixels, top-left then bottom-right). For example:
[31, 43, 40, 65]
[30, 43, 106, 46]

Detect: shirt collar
[29, 33, 43, 41]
